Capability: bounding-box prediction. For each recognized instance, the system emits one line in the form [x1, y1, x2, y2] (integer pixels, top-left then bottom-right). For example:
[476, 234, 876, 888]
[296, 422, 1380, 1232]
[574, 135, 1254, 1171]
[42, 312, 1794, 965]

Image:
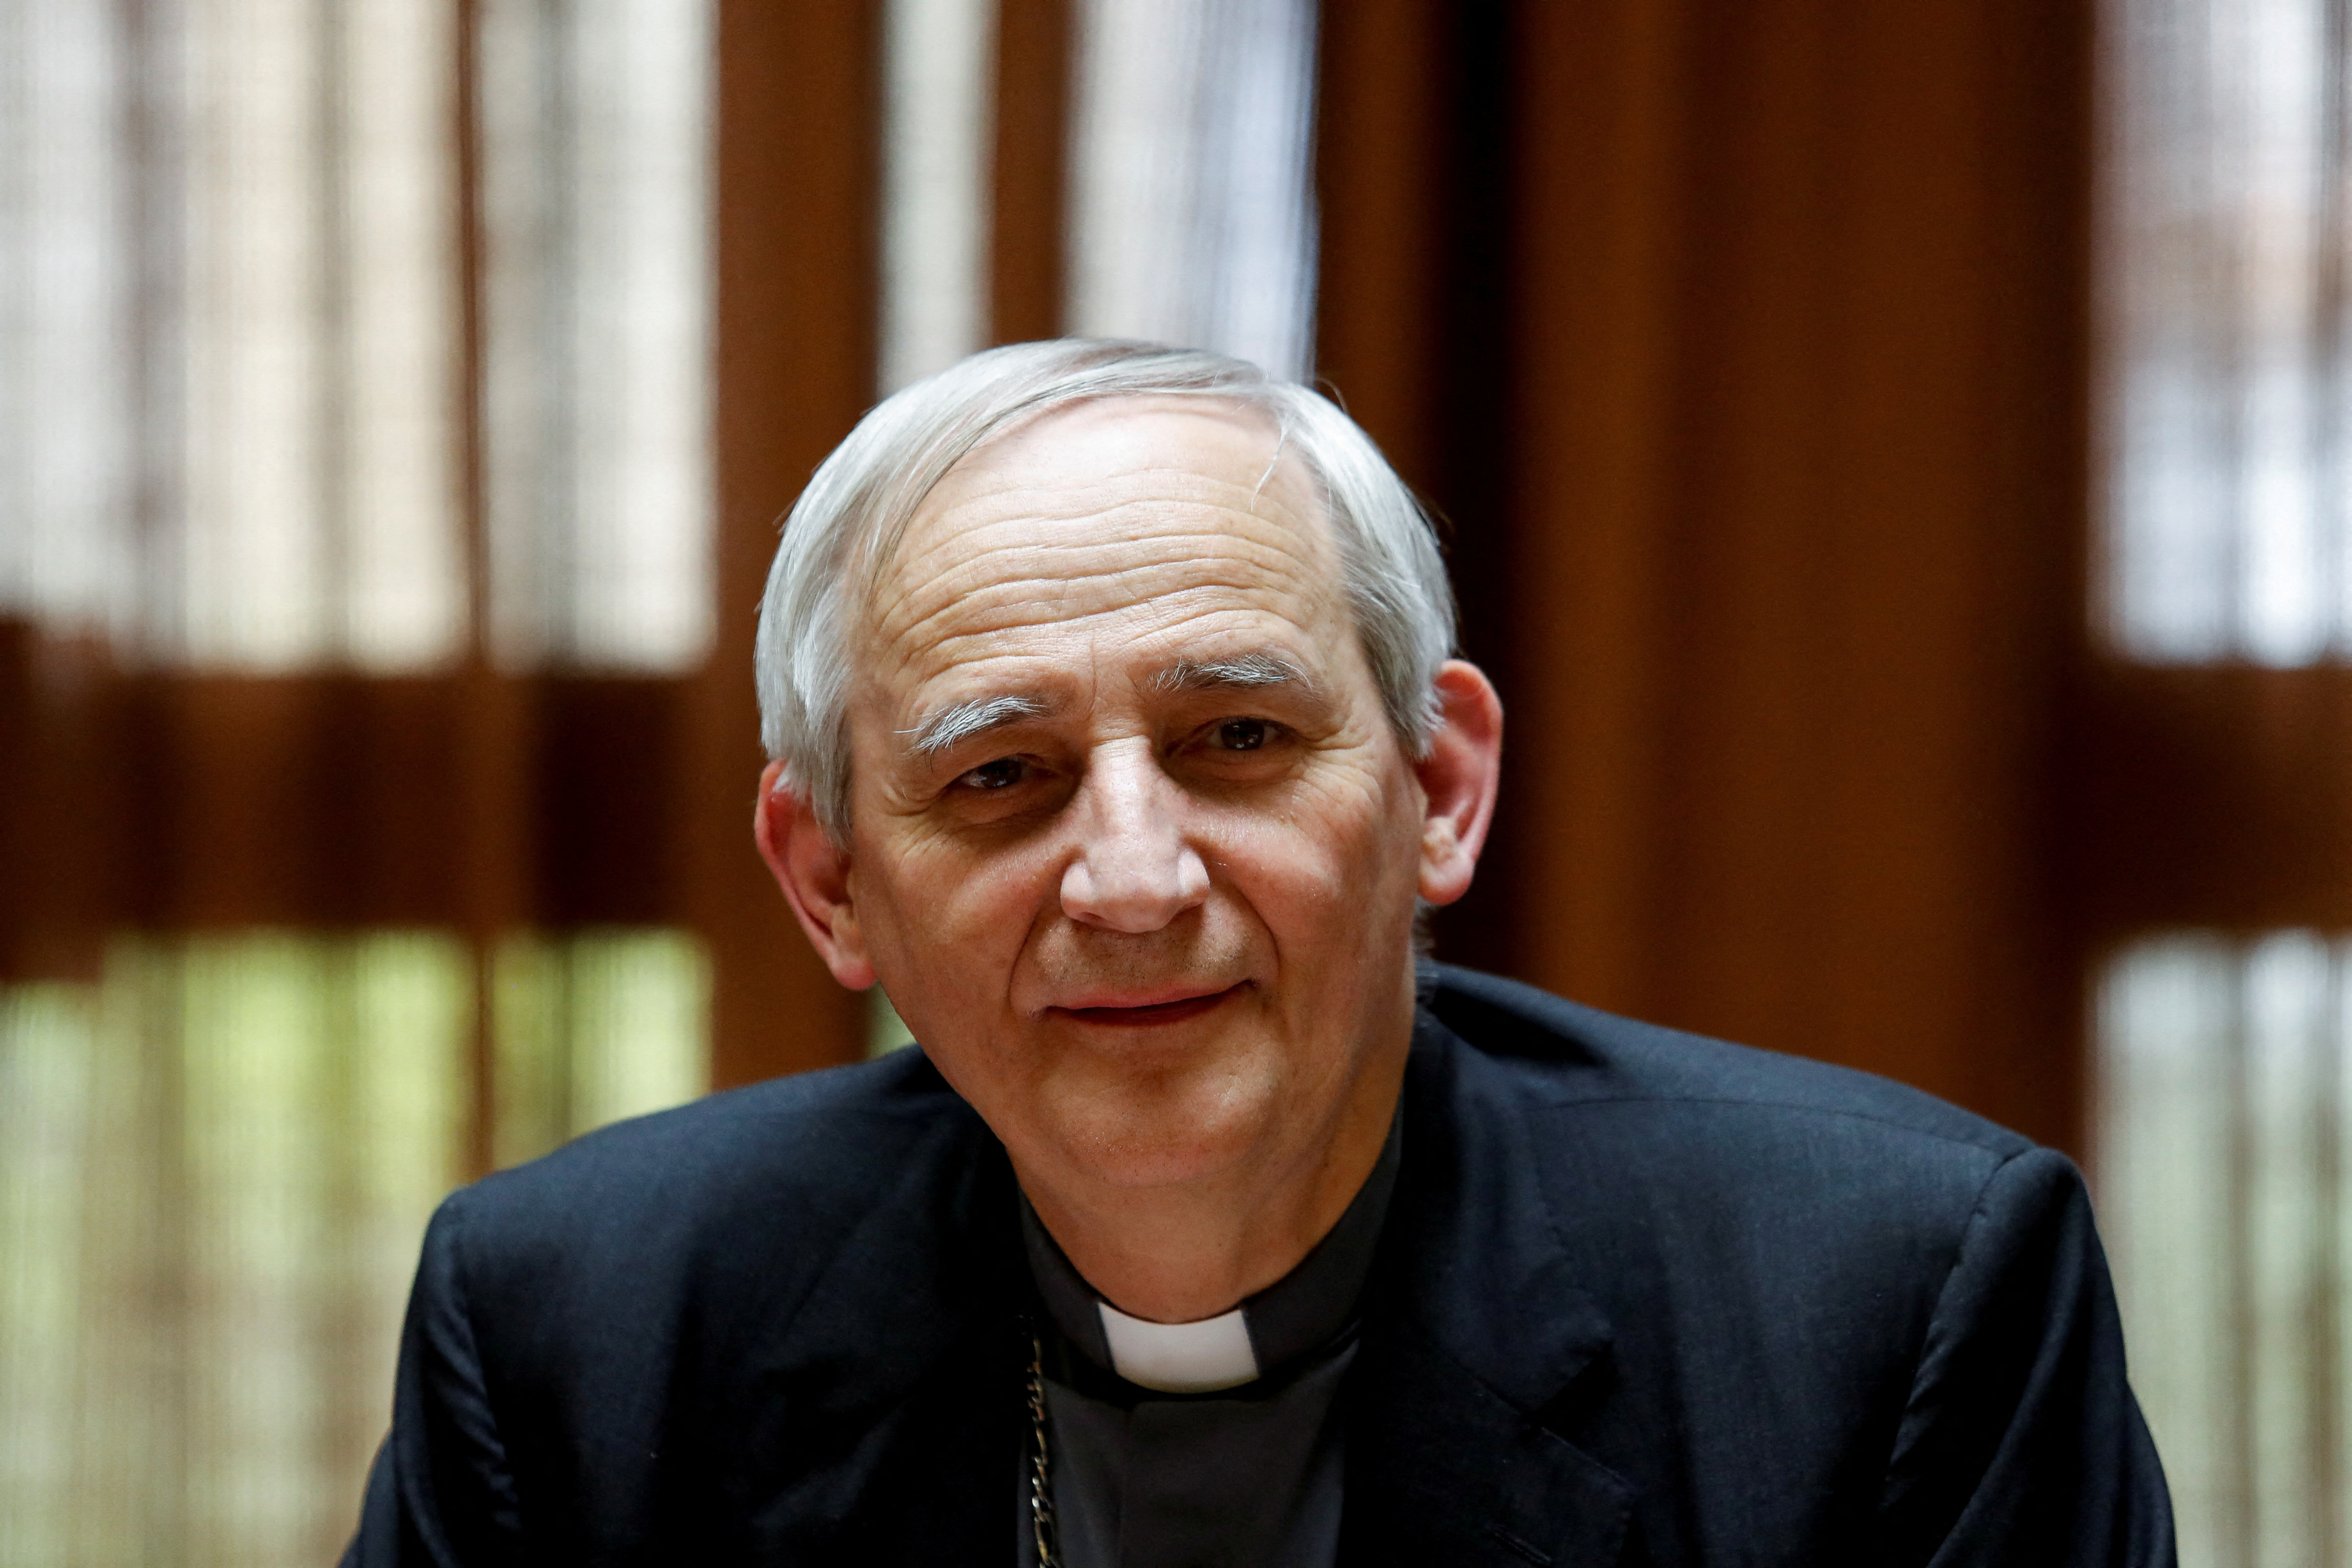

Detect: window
[2103, 0, 2352, 665]
[2097, 2, 2352, 1559]
[0, 0, 717, 1557]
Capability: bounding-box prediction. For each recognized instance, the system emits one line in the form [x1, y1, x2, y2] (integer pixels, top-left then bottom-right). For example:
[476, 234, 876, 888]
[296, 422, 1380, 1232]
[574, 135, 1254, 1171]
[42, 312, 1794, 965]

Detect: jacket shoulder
[1424, 962, 2031, 1163]
[381, 1052, 1012, 1554]
[428, 1047, 985, 1326]
[1400, 985, 2160, 1561]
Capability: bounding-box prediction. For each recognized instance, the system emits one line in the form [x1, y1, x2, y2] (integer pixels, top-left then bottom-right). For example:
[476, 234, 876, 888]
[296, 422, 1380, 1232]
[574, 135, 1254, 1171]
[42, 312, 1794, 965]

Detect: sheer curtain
[2104, 0, 2352, 664]
[0, 0, 713, 672]
[2101, 936, 2352, 1566]
[2098, 0, 2352, 1561]
[0, 2, 713, 1560]
[1064, 0, 1319, 380]
[873, 0, 1321, 390]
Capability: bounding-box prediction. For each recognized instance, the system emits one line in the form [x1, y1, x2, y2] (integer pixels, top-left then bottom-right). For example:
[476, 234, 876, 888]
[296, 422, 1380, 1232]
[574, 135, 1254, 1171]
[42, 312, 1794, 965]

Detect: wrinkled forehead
[939, 391, 1304, 494]
[886, 395, 1331, 574]
[857, 397, 1351, 684]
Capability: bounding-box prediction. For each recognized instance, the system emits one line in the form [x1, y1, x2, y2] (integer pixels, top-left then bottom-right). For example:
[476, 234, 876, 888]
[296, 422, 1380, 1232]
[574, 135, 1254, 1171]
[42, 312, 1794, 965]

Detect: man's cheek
[1229, 812, 1386, 907]
[894, 836, 1041, 916]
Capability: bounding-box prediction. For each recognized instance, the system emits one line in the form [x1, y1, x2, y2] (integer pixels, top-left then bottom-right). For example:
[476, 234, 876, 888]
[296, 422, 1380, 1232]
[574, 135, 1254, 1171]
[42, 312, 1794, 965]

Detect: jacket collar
[1339, 1011, 1636, 1566]
[740, 1019, 1638, 1564]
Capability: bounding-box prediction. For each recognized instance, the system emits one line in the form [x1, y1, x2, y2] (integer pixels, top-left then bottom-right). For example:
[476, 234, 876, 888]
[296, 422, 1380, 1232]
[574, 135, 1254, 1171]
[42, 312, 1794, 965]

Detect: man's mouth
[1049, 982, 1248, 1026]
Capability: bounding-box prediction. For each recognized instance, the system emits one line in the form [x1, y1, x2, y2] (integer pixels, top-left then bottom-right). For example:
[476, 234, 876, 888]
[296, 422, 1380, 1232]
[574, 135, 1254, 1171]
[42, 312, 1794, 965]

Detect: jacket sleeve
[1872, 1146, 2175, 1567]
[342, 1192, 531, 1567]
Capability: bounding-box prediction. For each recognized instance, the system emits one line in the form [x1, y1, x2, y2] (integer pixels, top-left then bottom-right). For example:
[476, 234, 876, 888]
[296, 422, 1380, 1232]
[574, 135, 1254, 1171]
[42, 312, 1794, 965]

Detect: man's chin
[1053, 1136, 1262, 1192]
[1027, 1067, 1287, 1192]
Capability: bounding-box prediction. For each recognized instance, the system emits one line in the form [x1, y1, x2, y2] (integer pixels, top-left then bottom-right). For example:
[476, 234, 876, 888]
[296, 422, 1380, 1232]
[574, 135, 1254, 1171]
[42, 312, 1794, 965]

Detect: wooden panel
[0, 625, 118, 981]
[1318, 0, 2096, 1149]
[1505, 0, 2093, 1147]
[1498, 0, 1692, 1013]
[693, 0, 880, 1086]
[0, 644, 695, 950]
[991, 0, 1070, 345]
[1314, 0, 1453, 493]
[2071, 665, 2352, 932]
[1313, 0, 1528, 972]
[3, 5, 886, 1091]
[531, 679, 688, 925]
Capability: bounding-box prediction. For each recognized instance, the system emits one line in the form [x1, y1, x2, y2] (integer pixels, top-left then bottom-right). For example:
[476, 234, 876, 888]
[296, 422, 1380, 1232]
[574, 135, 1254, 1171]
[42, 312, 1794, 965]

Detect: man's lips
[1048, 981, 1248, 1026]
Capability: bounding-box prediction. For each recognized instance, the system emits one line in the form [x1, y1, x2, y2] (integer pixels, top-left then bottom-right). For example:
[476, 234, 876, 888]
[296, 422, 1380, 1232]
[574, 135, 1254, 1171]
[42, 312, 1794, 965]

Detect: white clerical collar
[1095, 1300, 1260, 1393]
[1018, 1105, 1404, 1394]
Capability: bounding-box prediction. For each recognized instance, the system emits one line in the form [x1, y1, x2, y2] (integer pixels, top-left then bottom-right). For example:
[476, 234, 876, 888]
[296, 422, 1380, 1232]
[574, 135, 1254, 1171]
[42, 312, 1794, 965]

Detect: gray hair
[755, 339, 1456, 840]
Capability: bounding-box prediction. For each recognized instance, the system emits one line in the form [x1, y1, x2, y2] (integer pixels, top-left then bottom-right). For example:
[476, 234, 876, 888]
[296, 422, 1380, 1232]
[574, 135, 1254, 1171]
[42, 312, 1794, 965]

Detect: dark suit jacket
[345, 965, 2173, 1565]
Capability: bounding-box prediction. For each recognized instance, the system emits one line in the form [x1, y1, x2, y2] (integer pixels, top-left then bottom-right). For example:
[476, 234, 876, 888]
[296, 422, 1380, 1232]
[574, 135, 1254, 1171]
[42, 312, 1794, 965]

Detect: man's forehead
[940, 394, 1296, 495]
[859, 398, 1351, 705]
[887, 397, 1328, 577]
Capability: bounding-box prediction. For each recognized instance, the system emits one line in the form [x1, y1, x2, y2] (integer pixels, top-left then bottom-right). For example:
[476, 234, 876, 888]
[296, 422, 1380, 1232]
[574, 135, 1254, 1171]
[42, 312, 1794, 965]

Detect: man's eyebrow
[1149, 651, 1316, 695]
[898, 693, 1055, 756]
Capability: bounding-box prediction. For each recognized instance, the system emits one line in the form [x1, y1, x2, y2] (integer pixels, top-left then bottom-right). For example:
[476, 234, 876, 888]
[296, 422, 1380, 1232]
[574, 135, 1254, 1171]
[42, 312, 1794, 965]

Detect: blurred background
[0, 0, 2344, 1561]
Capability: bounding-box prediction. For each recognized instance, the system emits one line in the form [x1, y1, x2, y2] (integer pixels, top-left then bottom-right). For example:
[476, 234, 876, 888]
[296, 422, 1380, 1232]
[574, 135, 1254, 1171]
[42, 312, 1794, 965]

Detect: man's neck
[1014, 1051, 1407, 1324]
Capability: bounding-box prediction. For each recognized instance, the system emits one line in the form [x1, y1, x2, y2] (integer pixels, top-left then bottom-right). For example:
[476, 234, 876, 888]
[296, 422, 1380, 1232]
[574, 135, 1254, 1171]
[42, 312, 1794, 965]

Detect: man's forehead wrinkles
[875, 553, 1324, 657]
[866, 414, 1358, 734]
[898, 454, 1329, 549]
[899, 484, 1261, 557]
[905, 588, 1319, 676]
[960, 525, 1306, 574]
[887, 505, 1323, 599]
[892, 597, 1327, 700]
[943, 556, 1298, 613]
[879, 519, 1311, 603]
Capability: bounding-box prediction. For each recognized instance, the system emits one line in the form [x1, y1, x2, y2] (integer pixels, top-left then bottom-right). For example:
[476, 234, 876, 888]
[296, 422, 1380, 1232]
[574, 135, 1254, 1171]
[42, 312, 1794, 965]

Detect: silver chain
[1026, 1325, 1061, 1568]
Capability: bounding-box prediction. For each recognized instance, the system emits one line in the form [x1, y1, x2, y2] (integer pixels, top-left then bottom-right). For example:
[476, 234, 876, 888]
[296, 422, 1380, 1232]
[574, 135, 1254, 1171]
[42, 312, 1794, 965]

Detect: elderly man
[346, 340, 2171, 1565]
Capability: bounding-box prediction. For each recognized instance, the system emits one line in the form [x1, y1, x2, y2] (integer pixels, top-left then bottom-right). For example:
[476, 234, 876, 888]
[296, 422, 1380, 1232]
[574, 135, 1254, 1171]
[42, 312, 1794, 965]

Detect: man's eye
[1213, 719, 1272, 752]
[955, 757, 1029, 790]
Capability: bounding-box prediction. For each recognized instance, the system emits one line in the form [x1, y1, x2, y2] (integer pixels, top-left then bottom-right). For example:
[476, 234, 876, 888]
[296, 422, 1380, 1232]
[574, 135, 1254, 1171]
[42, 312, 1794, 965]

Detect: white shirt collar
[1095, 1300, 1260, 1392]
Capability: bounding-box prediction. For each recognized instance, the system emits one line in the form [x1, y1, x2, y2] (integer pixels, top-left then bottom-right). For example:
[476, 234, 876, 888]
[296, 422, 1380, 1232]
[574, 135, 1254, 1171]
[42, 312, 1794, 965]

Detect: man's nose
[1058, 740, 1211, 932]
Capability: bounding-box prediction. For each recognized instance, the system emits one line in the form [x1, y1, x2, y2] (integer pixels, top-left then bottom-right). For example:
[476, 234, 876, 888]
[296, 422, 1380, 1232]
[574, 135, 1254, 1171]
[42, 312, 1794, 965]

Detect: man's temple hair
[755, 339, 1456, 842]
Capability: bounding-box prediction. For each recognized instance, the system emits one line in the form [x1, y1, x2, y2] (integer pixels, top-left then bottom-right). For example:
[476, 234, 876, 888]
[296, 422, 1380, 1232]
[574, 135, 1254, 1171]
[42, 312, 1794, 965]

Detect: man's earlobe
[1413, 661, 1504, 908]
[753, 762, 877, 990]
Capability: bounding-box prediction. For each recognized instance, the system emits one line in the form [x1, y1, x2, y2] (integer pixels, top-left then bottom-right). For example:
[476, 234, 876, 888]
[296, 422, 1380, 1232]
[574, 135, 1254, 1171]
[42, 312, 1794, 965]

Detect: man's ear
[754, 761, 877, 990]
[1412, 660, 1504, 907]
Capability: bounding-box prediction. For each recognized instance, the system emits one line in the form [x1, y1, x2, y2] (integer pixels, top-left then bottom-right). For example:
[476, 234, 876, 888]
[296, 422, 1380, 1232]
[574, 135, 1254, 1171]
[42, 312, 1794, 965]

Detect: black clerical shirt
[1016, 1112, 1403, 1568]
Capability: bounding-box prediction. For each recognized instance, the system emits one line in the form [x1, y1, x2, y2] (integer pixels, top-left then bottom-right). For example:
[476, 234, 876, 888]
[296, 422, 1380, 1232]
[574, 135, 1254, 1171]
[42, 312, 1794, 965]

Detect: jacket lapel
[712, 1025, 1639, 1565]
[827, 1125, 1032, 1566]
[1342, 1017, 1637, 1567]
[685, 1072, 1029, 1566]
